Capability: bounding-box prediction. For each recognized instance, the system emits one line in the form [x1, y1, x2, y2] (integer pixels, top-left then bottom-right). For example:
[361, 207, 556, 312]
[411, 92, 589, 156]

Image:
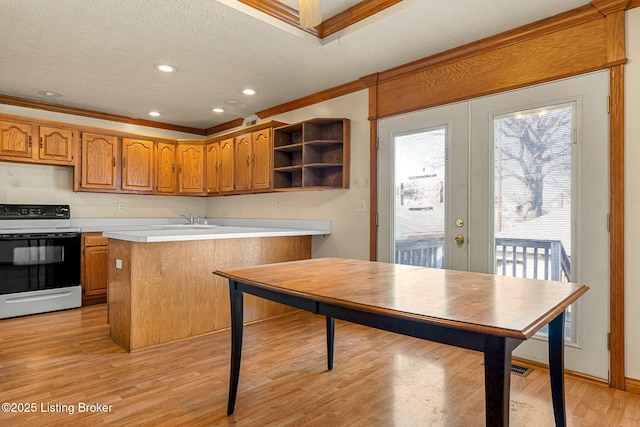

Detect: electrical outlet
[118, 202, 124, 212]
[116, 259, 123, 269]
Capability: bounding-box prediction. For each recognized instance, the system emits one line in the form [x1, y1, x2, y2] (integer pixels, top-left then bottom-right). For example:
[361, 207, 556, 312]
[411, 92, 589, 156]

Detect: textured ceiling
[0, 0, 591, 131]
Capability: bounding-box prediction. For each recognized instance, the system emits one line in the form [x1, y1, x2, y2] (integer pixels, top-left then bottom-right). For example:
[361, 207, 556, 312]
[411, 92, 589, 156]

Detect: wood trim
[376, 19, 616, 120]
[204, 118, 245, 136]
[367, 73, 380, 261]
[626, 377, 640, 394]
[255, 80, 366, 119]
[369, 118, 378, 261]
[376, 4, 602, 86]
[237, 0, 401, 39]
[607, 10, 627, 62]
[591, 0, 632, 15]
[609, 64, 625, 390]
[629, 0, 640, 8]
[237, 0, 319, 37]
[512, 357, 609, 386]
[0, 94, 206, 136]
[205, 120, 287, 142]
[318, 0, 403, 39]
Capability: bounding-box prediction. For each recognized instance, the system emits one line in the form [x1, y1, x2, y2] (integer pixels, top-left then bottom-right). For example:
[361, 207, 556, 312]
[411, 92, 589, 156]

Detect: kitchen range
[0, 204, 81, 319]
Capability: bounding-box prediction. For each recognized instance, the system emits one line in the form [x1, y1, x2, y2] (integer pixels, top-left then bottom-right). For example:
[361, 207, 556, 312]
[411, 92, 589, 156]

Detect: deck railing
[395, 236, 573, 340]
[395, 237, 571, 282]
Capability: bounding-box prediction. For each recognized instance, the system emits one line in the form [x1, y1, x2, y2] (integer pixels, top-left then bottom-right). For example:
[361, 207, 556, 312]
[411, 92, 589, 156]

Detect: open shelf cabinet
[272, 118, 349, 190]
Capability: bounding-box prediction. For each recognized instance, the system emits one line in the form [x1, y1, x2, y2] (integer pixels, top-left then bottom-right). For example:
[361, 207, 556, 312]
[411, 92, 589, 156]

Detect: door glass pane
[493, 102, 576, 342]
[394, 128, 446, 268]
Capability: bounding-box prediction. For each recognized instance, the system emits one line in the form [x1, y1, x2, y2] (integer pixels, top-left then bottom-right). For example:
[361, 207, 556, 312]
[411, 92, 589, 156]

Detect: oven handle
[0, 232, 80, 240]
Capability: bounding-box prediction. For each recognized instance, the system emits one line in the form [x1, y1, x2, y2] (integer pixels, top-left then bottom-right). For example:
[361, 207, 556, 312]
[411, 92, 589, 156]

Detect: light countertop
[97, 218, 331, 243]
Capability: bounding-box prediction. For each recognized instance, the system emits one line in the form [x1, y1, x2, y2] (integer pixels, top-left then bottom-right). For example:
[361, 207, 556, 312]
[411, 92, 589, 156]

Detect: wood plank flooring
[1, 304, 639, 426]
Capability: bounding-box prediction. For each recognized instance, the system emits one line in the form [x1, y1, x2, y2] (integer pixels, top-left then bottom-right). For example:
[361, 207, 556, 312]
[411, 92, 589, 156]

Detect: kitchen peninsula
[103, 219, 329, 352]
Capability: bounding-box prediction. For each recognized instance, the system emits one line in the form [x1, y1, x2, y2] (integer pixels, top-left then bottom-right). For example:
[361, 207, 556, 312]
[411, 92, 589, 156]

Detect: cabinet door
[84, 245, 108, 297]
[220, 138, 235, 193]
[177, 144, 205, 194]
[39, 125, 75, 164]
[234, 134, 252, 191]
[122, 138, 154, 192]
[80, 133, 119, 191]
[156, 142, 177, 194]
[252, 129, 272, 190]
[206, 142, 220, 194]
[0, 120, 33, 159]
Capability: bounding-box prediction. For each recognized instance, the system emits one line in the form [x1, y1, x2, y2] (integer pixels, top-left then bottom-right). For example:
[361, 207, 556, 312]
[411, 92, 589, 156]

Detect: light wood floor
[1, 304, 639, 426]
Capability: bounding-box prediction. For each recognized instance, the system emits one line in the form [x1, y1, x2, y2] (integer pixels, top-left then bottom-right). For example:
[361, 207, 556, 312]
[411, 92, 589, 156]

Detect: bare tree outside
[495, 104, 573, 230]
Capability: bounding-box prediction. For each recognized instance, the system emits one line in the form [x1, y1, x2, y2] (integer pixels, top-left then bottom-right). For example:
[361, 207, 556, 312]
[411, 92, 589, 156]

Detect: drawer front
[83, 233, 108, 247]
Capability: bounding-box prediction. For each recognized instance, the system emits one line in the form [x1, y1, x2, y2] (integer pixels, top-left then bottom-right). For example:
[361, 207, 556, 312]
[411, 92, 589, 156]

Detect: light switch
[356, 200, 366, 212]
[116, 259, 123, 269]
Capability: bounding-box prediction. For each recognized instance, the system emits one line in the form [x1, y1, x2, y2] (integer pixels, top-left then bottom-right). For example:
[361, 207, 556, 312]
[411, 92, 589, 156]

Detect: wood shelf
[272, 118, 349, 190]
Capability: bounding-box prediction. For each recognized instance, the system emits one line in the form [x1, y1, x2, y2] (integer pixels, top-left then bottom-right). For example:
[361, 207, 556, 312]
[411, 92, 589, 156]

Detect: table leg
[326, 317, 335, 370]
[548, 311, 567, 426]
[227, 281, 244, 415]
[484, 335, 512, 427]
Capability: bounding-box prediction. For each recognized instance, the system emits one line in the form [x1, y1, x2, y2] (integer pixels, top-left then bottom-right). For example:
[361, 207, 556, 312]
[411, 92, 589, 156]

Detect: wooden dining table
[214, 257, 589, 426]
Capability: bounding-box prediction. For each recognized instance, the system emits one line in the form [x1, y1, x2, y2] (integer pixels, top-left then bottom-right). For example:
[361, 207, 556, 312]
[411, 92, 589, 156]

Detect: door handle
[454, 235, 465, 244]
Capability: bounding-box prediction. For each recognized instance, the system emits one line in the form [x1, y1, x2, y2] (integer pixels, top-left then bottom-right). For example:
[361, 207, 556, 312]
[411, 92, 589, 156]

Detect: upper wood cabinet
[0, 120, 34, 159]
[234, 134, 252, 192]
[232, 129, 273, 193]
[121, 138, 154, 193]
[252, 128, 272, 191]
[156, 141, 177, 194]
[206, 141, 220, 194]
[177, 144, 205, 194]
[79, 132, 119, 191]
[0, 120, 76, 166]
[219, 138, 234, 193]
[38, 125, 75, 164]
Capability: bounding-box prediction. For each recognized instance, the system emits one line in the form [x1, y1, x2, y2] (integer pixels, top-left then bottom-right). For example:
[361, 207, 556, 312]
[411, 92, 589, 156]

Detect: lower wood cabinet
[81, 232, 108, 305]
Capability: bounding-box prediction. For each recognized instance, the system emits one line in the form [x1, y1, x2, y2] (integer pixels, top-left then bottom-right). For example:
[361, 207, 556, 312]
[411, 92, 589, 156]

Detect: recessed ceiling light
[241, 88, 257, 95]
[147, 111, 162, 117]
[154, 64, 177, 73]
[39, 91, 62, 97]
[212, 108, 225, 113]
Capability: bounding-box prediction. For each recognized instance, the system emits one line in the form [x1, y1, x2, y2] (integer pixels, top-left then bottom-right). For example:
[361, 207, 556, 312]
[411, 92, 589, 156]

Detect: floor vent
[511, 364, 533, 377]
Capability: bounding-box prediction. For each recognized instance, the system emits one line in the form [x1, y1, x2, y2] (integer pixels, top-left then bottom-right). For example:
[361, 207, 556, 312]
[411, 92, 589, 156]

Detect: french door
[378, 72, 609, 379]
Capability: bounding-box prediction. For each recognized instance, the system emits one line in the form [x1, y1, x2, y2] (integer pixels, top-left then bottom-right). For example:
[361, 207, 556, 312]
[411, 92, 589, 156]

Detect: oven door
[0, 232, 81, 295]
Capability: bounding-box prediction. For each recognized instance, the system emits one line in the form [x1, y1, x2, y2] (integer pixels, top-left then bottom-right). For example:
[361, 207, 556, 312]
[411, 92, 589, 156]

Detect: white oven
[0, 204, 81, 319]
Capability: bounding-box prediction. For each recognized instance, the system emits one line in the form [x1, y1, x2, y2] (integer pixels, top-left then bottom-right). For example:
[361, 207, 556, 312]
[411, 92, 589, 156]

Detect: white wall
[205, 90, 370, 260]
[625, 7, 640, 381]
[0, 105, 207, 219]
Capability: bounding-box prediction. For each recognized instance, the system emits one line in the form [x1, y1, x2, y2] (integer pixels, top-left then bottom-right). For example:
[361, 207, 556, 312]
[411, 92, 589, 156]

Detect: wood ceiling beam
[237, 0, 402, 39]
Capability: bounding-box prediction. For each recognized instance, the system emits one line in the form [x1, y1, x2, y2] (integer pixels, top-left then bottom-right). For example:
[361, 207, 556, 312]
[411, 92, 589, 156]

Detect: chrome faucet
[181, 213, 194, 224]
